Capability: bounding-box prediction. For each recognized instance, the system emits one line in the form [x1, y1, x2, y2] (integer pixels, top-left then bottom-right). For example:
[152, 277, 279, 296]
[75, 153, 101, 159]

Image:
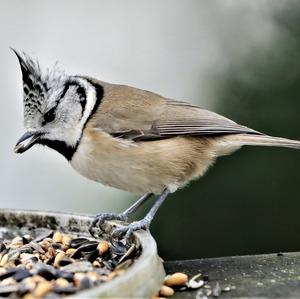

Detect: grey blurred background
[1, 0, 300, 260]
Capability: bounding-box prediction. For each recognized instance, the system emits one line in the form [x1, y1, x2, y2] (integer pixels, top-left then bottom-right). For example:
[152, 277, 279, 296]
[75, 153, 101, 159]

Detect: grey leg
[122, 193, 154, 216]
[112, 187, 171, 240]
[89, 193, 153, 236]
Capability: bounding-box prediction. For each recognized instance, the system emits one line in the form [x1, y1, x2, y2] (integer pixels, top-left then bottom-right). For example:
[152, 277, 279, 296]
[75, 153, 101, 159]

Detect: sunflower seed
[0, 284, 19, 296]
[14, 268, 32, 282]
[54, 285, 78, 294]
[77, 241, 98, 253]
[188, 273, 204, 289]
[80, 276, 93, 289]
[33, 229, 54, 243]
[118, 244, 136, 264]
[69, 238, 89, 249]
[60, 261, 94, 273]
[0, 268, 18, 281]
[0, 243, 6, 253]
[35, 263, 58, 280]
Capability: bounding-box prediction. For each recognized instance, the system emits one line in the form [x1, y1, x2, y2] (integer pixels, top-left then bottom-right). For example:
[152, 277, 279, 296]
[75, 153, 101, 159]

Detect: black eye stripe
[60, 84, 70, 99]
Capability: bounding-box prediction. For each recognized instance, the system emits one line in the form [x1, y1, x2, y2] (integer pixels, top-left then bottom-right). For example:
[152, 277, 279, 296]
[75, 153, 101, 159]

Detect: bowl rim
[0, 208, 165, 298]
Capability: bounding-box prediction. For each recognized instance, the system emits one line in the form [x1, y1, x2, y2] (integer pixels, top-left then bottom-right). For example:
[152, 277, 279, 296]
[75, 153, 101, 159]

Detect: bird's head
[13, 50, 101, 160]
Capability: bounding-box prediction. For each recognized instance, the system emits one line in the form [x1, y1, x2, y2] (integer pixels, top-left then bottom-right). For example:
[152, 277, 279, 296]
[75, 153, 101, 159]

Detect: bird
[13, 50, 300, 240]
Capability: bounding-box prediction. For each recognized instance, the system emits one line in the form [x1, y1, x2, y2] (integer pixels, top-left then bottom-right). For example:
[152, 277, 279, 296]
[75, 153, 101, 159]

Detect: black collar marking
[82, 78, 104, 128]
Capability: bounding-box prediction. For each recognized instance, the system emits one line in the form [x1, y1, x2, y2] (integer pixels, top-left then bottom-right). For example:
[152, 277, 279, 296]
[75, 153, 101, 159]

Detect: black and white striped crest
[12, 50, 50, 129]
[13, 50, 67, 129]
[13, 50, 48, 127]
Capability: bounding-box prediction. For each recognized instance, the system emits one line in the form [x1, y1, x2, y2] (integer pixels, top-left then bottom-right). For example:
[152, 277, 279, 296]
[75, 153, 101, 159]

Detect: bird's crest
[12, 49, 65, 127]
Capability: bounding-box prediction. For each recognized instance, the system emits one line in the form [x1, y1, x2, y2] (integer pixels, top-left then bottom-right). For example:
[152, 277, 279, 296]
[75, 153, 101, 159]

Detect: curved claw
[112, 219, 150, 241]
[89, 213, 128, 237]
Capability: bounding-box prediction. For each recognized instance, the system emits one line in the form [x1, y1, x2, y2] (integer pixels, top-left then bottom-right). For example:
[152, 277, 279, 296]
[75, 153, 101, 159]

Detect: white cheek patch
[44, 126, 82, 147]
[66, 79, 97, 146]
[38, 78, 98, 148]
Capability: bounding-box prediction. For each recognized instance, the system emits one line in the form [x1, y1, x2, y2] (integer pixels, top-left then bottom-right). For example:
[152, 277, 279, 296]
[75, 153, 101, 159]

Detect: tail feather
[223, 134, 300, 150]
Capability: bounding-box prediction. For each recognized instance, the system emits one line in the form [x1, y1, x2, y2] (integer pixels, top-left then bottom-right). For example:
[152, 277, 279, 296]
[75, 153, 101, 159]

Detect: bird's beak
[14, 131, 42, 154]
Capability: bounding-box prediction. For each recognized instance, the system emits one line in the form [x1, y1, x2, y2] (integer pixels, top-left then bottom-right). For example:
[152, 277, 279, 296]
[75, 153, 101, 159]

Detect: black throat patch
[38, 139, 76, 161]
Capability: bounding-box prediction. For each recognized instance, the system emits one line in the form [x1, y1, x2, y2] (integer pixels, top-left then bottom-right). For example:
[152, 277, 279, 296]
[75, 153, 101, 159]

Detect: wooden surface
[164, 252, 300, 298]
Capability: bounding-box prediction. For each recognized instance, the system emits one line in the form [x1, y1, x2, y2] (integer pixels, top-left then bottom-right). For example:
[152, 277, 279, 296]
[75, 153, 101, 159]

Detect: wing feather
[88, 81, 262, 140]
[144, 99, 262, 139]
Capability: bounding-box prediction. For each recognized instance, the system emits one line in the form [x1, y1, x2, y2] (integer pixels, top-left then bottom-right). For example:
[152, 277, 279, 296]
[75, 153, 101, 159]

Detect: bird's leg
[122, 192, 154, 216]
[112, 187, 170, 240]
[89, 193, 153, 236]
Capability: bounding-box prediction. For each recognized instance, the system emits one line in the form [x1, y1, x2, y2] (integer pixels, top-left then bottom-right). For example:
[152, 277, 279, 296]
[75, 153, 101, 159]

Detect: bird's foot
[112, 218, 150, 241]
[89, 213, 128, 237]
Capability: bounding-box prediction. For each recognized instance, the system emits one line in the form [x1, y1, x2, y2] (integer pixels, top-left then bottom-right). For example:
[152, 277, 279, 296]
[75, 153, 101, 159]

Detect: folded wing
[89, 82, 263, 140]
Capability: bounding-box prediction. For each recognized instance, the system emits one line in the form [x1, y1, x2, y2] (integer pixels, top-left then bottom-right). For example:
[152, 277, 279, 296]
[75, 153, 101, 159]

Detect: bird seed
[0, 226, 139, 298]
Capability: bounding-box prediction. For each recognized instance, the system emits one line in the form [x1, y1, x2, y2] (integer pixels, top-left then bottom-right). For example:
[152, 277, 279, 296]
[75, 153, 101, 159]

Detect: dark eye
[43, 107, 56, 123]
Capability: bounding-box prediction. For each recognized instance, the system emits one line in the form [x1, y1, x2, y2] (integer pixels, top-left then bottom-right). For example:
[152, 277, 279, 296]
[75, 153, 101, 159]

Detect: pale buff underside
[71, 127, 240, 195]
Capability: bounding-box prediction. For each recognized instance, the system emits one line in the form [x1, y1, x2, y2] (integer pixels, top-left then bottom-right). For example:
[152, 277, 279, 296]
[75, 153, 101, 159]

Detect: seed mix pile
[0, 227, 138, 298]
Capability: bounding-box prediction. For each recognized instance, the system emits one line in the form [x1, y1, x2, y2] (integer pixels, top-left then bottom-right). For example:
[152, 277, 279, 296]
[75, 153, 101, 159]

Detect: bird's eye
[43, 108, 56, 123]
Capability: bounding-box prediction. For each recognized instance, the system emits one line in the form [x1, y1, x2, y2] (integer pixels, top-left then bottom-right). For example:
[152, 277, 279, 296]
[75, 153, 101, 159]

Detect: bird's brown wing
[145, 99, 261, 139]
[88, 81, 262, 140]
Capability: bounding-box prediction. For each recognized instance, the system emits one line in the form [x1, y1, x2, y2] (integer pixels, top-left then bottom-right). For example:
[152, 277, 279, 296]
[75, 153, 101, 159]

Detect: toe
[125, 228, 134, 241]
[111, 219, 150, 240]
[112, 226, 127, 238]
[90, 213, 125, 229]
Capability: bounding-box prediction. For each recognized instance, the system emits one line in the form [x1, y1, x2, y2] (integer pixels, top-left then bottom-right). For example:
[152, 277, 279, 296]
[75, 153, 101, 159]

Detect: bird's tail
[221, 133, 300, 150]
[216, 133, 300, 156]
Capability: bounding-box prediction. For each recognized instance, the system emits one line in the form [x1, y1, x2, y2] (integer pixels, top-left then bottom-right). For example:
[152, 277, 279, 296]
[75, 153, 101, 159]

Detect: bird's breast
[70, 128, 218, 194]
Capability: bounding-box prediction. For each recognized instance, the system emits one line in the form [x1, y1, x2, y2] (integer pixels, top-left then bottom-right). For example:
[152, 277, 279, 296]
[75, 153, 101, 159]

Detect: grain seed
[34, 281, 53, 298]
[164, 272, 188, 286]
[56, 278, 69, 288]
[0, 254, 9, 267]
[53, 251, 65, 268]
[97, 241, 110, 255]
[52, 232, 63, 244]
[61, 234, 72, 246]
[159, 285, 175, 297]
[66, 248, 77, 255]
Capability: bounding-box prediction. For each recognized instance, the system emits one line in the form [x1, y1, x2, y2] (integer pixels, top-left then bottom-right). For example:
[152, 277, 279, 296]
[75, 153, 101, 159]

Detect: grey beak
[14, 131, 41, 154]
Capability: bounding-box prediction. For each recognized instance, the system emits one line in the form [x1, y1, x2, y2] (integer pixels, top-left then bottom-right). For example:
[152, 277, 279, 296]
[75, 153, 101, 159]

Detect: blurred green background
[1, 1, 300, 260]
